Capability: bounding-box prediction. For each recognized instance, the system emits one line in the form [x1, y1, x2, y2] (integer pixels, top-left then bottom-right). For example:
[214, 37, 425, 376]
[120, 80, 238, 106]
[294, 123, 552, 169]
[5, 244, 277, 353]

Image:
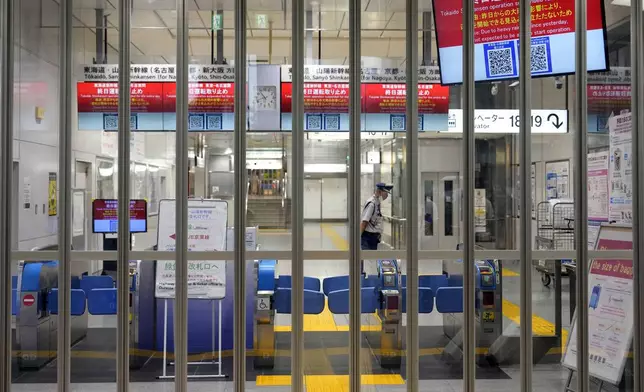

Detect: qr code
[130, 115, 137, 131]
[189, 114, 205, 130]
[324, 114, 340, 130]
[531, 44, 549, 73]
[390, 114, 406, 131]
[307, 114, 322, 130]
[207, 114, 223, 130]
[103, 114, 118, 130]
[487, 48, 514, 77]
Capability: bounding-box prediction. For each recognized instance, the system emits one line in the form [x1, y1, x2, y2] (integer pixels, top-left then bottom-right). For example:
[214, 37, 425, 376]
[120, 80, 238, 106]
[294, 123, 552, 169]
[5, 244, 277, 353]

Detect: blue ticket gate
[440, 258, 502, 363]
[253, 260, 325, 369]
[15, 253, 88, 370]
[325, 260, 437, 368]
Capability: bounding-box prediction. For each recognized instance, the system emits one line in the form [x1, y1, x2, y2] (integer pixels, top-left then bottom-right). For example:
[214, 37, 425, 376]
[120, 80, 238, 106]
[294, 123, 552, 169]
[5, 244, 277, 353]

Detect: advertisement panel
[563, 225, 633, 385]
[432, 0, 608, 84]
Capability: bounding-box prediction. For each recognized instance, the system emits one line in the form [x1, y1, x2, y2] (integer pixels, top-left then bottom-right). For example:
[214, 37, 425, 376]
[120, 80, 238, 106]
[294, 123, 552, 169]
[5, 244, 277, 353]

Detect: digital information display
[432, 0, 608, 84]
[92, 199, 148, 233]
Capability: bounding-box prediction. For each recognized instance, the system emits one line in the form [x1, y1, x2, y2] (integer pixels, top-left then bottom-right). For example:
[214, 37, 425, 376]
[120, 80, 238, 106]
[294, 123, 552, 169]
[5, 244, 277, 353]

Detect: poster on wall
[545, 160, 570, 200]
[48, 173, 57, 216]
[474, 189, 487, 233]
[609, 113, 632, 223]
[563, 225, 634, 385]
[587, 149, 609, 221]
[432, 0, 608, 84]
[155, 199, 228, 300]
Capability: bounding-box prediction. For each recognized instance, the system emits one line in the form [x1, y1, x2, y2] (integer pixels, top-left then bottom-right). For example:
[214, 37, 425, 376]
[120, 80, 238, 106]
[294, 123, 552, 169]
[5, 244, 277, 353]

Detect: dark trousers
[361, 231, 380, 275]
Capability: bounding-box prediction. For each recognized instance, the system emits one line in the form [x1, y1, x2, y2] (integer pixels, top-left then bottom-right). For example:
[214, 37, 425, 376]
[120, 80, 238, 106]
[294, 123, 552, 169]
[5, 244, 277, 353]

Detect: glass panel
[423, 179, 435, 237]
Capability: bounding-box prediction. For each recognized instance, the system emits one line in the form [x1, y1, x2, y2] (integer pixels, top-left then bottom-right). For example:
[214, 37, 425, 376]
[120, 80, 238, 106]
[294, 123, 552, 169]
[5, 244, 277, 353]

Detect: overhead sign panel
[432, 0, 609, 84]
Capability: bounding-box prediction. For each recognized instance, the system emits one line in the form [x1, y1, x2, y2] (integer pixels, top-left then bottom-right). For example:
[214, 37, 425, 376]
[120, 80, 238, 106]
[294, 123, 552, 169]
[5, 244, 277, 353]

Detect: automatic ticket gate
[15, 256, 88, 370]
[325, 260, 436, 368]
[440, 257, 502, 363]
[253, 260, 325, 369]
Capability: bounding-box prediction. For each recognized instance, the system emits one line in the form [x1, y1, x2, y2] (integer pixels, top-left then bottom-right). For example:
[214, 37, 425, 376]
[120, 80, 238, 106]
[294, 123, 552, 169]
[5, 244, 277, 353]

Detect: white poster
[155, 199, 228, 299]
[72, 191, 85, 237]
[545, 160, 570, 200]
[563, 225, 634, 385]
[587, 150, 609, 221]
[609, 113, 633, 223]
[23, 177, 31, 209]
[474, 189, 486, 233]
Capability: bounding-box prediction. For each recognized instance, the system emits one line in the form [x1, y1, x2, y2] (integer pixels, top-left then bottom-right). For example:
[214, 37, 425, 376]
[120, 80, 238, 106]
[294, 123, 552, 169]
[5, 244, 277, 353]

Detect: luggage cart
[534, 200, 574, 287]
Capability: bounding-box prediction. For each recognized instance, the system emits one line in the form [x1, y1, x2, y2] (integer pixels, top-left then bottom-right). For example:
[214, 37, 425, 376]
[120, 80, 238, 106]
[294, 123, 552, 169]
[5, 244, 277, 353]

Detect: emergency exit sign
[212, 13, 223, 31]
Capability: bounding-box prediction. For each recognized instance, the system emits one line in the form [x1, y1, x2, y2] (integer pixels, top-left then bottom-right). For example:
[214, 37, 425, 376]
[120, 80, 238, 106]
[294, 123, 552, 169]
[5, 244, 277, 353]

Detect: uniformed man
[360, 183, 393, 273]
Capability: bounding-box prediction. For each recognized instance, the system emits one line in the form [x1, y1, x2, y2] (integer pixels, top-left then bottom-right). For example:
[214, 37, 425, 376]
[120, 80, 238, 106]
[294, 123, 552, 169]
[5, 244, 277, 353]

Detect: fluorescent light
[224, 147, 233, 155]
[509, 81, 520, 87]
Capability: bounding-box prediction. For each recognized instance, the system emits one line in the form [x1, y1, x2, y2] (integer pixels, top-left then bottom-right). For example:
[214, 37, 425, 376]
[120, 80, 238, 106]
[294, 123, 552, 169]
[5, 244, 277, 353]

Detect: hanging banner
[163, 82, 235, 113]
[609, 113, 632, 223]
[155, 199, 228, 300]
[563, 225, 633, 385]
[588, 85, 631, 113]
[81, 64, 235, 82]
[281, 82, 350, 113]
[587, 149, 609, 221]
[77, 82, 164, 113]
[362, 84, 450, 114]
[279, 64, 442, 83]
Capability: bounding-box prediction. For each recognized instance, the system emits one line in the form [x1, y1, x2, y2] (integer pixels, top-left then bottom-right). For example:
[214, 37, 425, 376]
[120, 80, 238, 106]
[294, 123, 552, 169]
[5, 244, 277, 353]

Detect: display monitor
[432, 0, 609, 85]
[92, 199, 148, 233]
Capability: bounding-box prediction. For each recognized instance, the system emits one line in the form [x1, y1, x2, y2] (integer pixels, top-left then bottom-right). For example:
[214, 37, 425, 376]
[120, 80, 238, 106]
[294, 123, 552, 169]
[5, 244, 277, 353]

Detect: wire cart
[534, 200, 575, 287]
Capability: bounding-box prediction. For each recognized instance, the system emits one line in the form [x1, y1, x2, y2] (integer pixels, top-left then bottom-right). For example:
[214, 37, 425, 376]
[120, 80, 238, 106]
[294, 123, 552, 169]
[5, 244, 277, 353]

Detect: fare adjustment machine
[376, 260, 402, 367]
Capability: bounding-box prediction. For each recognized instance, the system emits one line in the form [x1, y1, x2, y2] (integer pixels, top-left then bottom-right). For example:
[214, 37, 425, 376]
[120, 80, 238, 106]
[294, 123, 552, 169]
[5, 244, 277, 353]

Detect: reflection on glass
[424, 179, 435, 236]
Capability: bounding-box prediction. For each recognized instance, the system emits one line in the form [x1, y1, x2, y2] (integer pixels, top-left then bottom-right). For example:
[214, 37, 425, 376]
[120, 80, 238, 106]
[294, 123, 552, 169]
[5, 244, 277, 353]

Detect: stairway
[247, 197, 291, 229]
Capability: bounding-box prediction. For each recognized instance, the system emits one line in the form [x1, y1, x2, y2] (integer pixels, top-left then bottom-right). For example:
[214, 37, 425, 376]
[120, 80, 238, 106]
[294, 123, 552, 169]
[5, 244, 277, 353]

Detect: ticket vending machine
[375, 259, 402, 368]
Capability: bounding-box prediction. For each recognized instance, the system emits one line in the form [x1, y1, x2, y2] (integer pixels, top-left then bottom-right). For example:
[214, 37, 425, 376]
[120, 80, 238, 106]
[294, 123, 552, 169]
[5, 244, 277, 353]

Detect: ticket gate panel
[276, 275, 321, 292]
[47, 289, 87, 316]
[327, 287, 378, 314]
[401, 287, 434, 313]
[273, 288, 325, 314]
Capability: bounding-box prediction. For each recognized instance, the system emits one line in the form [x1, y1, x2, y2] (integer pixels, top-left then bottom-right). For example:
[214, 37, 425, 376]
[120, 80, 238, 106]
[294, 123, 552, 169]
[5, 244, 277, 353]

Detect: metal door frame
[0, 0, 641, 390]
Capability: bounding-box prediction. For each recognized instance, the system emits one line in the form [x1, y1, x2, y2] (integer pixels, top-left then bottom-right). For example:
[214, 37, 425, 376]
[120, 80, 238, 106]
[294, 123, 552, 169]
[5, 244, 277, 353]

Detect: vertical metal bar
[175, 0, 189, 389]
[518, 0, 532, 389]
[462, 0, 475, 389]
[291, 0, 304, 390]
[631, 0, 643, 390]
[573, 0, 588, 388]
[95, 9, 105, 64]
[57, 0, 73, 388]
[0, 0, 14, 386]
[116, 0, 132, 389]
[405, 0, 419, 390]
[233, 0, 247, 388]
[348, 0, 361, 387]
